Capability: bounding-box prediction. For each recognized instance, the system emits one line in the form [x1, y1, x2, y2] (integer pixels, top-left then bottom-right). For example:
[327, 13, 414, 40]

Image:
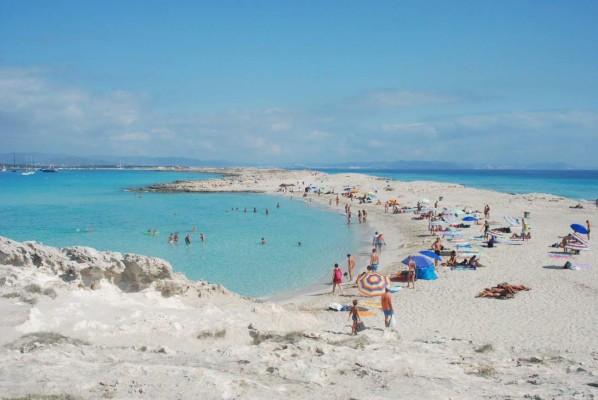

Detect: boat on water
[41, 167, 58, 173]
[1, 165, 6, 172]
[20, 156, 35, 176]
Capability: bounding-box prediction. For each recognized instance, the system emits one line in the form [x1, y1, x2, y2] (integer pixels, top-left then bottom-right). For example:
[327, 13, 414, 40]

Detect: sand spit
[1, 169, 597, 399]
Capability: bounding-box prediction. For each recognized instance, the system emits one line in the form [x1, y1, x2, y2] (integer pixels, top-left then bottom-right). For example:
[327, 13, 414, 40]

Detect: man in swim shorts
[370, 249, 380, 271]
[381, 287, 393, 327]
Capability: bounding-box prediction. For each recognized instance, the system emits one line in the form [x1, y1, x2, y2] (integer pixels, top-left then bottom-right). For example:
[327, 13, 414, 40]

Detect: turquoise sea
[0, 170, 362, 297]
[319, 169, 598, 201]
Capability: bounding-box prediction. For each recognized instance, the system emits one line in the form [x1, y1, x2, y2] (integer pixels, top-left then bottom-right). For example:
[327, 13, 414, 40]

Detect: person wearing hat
[381, 287, 393, 327]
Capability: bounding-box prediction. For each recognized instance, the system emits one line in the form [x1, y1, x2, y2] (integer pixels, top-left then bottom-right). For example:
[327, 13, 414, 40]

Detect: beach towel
[548, 253, 573, 258]
[571, 264, 591, 270]
[450, 266, 477, 271]
[363, 301, 382, 309]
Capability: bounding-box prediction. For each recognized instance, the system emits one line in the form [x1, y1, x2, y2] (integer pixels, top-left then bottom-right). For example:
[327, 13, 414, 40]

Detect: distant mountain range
[291, 160, 584, 171]
[0, 153, 588, 170]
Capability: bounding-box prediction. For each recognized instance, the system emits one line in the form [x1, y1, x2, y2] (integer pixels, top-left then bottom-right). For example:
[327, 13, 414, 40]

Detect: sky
[1, 1, 597, 167]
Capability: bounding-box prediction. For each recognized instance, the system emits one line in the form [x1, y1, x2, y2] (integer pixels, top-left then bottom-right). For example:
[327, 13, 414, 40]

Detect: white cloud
[1, 67, 597, 166]
[341, 89, 456, 110]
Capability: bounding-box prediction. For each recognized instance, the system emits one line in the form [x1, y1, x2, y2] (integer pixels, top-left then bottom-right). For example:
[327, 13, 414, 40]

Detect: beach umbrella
[570, 224, 588, 235]
[401, 256, 434, 269]
[462, 215, 478, 221]
[419, 250, 442, 261]
[442, 230, 463, 237]
[449, 209, 465, 215]
[367, 193, 378, 198]
[419, 198, 430, 204]
[356, 272, 391, 297]
[430, 221, 447, 226]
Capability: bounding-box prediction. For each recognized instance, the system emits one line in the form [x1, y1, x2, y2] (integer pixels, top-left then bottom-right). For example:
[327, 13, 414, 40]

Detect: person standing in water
[200, 232, 205, 242]
[185, 234, 191, 245]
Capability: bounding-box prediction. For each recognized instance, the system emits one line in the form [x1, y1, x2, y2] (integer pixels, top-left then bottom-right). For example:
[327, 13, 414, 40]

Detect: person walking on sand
[370, 249, 380, 271]
[431, 238, 443, 268]
[347, 254, 355, 281]
[407, 256, 416, 289]
[376, 233, 386, 253]
[587, 220, 591, 240]
[372, 232, 379, 246]
[332, 263, 343, 293]
[336, 195, 339, 206]
[484, 204, 490, 219]
[349, 299, 360, 335]
[381, 287, 393, 327]
[482, 220, 490, 240]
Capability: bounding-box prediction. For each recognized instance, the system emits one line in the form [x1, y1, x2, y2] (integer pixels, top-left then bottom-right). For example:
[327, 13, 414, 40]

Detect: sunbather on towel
[442, 251, 458, 267]
[458, 255, 480, 268]
[476, 283, 531, 298]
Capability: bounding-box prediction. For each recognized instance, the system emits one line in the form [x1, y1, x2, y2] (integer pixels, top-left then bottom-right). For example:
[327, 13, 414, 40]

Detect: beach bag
[389, 315, 397, 329]
[564, 261, 572, 270]
[356, 321, 366, 332]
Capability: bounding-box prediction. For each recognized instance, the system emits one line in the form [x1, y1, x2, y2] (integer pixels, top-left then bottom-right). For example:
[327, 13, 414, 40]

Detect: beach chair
[504, 216, 521, 227]
[572, 233, 589, 246]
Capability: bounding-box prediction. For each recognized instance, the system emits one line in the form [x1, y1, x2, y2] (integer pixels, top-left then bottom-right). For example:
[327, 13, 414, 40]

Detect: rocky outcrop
[0, 236, 216, 297]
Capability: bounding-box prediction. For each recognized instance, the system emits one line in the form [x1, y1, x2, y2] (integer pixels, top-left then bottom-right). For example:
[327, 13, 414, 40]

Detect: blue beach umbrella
[570, 224, 588, 234]
[419, 250, 442, 261]
[462, 216, 478, 222]
[402, 256, 434, 268]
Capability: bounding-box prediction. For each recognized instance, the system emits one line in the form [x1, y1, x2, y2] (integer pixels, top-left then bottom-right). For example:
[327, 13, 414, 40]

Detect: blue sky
[1, 1, 597, 166]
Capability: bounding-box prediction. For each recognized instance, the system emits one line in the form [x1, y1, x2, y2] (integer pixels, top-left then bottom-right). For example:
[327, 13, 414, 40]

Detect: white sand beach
[1, 169, 597, 399]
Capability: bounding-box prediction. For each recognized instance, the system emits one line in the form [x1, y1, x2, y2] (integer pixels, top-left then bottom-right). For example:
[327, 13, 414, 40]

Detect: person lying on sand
[475, 283, 531, 298]
[510, 232, 531, 240]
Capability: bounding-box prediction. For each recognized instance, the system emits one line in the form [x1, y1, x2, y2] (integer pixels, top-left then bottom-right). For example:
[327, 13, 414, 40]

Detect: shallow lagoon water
[0, 170, 362, 297]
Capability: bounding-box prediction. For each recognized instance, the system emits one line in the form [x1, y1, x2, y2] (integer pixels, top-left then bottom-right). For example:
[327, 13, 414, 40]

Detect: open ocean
[0, 169, 362, 297]
[318, 169, 598, 201]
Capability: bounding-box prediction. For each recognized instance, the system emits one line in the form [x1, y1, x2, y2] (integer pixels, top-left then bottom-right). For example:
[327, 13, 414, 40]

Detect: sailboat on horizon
[11, 153, 17, 172]
[21, 156, 35, 176]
